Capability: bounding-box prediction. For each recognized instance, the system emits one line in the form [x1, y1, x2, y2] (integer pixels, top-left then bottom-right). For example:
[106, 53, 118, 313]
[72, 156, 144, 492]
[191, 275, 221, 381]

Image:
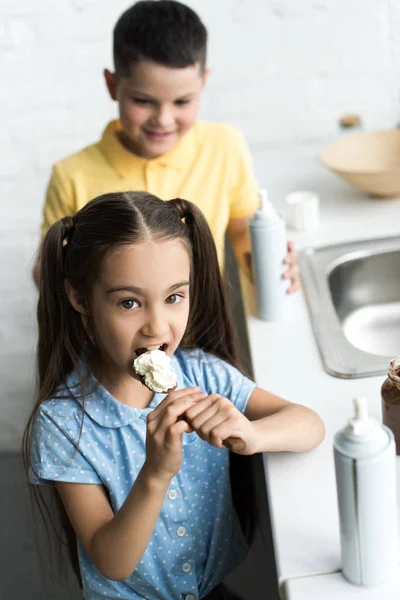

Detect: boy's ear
[202, 68, 211, 88]
[104, 68, 118, 101]
[65, 280, 87, 316]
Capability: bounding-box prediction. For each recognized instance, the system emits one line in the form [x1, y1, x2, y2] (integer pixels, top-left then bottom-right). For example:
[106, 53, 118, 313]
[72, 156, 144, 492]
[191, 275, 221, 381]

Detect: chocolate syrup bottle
[381, 357, 400, 454]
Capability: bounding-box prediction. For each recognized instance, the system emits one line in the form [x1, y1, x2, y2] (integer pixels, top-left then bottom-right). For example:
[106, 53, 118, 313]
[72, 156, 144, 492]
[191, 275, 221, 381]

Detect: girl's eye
[120, 299, 140, 310]
[175, 99, 190, 106]
[166, 294, 183, 305]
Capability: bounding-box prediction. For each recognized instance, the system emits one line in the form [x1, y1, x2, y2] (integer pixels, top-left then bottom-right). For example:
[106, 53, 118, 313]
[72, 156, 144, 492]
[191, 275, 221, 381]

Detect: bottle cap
[339, 114, 361, 129]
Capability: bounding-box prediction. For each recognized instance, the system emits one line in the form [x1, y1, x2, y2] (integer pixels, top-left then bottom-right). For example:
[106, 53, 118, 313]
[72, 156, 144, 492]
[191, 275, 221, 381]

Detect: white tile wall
[1, 0, 400, 449]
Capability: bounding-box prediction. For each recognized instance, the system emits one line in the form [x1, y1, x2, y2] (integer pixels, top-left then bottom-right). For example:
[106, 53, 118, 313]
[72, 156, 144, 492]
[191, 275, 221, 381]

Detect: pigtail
[37, 216, 88, 399]
[169, 198, 240, 369]
[170, 199, 256, 546]
[23, 216, 88, 589]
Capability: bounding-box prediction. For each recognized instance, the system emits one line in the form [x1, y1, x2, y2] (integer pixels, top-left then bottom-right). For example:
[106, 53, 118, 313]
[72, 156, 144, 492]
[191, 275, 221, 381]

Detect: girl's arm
[56, 465, 170, 581]
[184, 387, 325, 455]
[56, 386, 205, 582]
[244, 386, 325, 453]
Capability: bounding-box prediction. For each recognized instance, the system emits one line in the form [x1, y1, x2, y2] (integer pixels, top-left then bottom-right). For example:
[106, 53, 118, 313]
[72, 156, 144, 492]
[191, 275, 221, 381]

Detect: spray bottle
[334, 397, 398, 586]
[249, 189, 289, 321]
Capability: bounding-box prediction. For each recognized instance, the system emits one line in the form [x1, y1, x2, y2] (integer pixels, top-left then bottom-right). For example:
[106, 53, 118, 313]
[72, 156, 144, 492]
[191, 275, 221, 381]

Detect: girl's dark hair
[113, 0, 207, 77]
[22, 191, 256, 586]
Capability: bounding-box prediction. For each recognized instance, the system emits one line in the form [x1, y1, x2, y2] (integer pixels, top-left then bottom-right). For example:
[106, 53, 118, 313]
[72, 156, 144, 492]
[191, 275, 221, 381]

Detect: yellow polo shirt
[41, 120, 259, 265]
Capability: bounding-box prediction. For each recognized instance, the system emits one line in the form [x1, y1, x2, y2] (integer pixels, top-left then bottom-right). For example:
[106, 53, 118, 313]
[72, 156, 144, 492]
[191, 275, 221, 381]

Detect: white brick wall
[1, 0, 400, 449]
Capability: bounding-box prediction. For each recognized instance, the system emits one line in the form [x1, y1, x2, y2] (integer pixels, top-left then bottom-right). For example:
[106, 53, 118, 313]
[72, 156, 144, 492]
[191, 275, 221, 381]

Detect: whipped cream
[133, 349, 177, 393]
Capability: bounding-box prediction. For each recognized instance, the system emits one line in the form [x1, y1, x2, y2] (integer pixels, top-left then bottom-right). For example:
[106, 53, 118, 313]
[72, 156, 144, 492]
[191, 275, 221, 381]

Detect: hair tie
[170, 198, 188, 220]
[62, 215, 75, 247]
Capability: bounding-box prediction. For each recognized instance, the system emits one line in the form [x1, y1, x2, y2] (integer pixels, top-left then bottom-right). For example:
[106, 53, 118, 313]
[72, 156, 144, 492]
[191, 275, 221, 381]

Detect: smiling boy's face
[105, 60, 209, 160]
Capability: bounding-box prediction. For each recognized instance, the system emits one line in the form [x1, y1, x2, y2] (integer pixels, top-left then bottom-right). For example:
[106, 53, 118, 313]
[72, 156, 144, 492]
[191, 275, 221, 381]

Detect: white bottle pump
[249, 189, 289, 321]
[257, 189, 278, 220]
[334, 397, 398, 586]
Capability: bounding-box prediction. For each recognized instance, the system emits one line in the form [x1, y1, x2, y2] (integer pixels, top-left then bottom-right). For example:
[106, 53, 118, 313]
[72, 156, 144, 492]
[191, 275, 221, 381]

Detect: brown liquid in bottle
[381, 357, 400, 455]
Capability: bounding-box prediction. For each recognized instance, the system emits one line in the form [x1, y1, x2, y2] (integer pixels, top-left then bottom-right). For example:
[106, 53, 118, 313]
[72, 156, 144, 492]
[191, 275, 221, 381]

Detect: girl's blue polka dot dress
[30, 348, 256, 600]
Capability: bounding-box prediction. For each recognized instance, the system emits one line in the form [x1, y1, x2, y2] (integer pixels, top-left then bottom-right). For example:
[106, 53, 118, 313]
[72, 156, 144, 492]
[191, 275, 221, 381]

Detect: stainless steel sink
[299, 236, 400, 378]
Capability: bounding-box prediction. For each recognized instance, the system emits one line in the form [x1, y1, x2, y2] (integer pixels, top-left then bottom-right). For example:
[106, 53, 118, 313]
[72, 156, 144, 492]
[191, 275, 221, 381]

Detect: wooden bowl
[320, 129, 400, 198]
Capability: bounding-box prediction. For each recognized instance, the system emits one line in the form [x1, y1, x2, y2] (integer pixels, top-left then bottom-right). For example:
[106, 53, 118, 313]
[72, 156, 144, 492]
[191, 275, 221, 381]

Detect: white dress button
[182, 562, 191, 573]
[185, 595, 196, 600]
[168, 489, 178, 500]
[177, 526, 186, 537]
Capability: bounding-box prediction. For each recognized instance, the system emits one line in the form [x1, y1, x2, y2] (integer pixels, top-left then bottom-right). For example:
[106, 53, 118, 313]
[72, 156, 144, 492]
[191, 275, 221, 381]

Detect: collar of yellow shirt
[99, 119, 195, 179]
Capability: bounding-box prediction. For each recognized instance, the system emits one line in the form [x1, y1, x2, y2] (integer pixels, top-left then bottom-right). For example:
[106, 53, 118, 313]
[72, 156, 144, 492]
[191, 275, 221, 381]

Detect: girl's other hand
[144, 387, 207, 482]
[184, 394, 257, 455]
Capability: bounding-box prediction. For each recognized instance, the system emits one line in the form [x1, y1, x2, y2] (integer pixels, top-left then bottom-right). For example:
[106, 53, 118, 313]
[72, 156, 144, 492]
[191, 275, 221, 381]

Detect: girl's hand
[184, 394, 257, 455]
[144, 387, 207, 482]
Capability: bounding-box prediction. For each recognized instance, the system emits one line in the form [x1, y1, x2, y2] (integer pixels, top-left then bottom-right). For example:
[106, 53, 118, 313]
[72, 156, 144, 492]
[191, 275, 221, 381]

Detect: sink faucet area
[299, 236, 400, 378]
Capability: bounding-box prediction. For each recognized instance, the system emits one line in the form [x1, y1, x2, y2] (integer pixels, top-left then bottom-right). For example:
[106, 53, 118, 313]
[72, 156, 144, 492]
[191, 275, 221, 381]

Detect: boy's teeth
[147, 345, 161, 351]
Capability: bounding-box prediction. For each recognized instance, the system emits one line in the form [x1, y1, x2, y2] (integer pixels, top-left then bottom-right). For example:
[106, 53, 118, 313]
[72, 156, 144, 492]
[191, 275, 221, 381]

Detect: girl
[23, 191, 324, 600]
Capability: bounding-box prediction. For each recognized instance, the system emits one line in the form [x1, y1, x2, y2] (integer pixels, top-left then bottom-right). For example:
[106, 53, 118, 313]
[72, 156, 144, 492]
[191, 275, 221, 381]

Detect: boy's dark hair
[113, 0, 207, 77]
[23, 191, 255, 586]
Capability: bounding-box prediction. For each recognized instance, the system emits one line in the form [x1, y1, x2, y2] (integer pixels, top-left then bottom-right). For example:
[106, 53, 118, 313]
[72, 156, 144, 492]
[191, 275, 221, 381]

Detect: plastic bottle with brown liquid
[381, 357, 400, 454]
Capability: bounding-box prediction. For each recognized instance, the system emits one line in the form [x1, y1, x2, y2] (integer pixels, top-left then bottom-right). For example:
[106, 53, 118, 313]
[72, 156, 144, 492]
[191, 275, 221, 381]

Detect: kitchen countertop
[246, 142, 400, 599]
[282, 569, 400, 600]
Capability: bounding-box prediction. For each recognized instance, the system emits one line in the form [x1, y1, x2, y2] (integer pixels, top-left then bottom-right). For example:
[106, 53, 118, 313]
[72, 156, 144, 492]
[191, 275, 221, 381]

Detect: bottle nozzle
[347, 397, 376, 436]
[259, 189, 268, 212]
[256, 188, 277, 219]
[353, 397, 368, 421]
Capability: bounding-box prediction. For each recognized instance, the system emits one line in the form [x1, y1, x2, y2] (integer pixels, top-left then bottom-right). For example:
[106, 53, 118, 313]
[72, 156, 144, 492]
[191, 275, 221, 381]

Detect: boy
[33, 0, 298, 289]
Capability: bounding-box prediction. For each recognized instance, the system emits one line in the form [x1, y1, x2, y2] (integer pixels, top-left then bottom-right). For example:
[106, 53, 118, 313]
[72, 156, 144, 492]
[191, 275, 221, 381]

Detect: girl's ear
[64, 280, 87, 315]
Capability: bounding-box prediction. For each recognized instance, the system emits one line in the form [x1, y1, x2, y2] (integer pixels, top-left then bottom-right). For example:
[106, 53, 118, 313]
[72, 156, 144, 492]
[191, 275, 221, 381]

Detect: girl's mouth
[134, 343, 168, 358]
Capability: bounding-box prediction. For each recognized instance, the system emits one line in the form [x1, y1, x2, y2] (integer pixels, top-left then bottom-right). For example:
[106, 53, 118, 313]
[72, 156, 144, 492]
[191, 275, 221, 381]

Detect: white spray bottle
[334, 397, 398, 586]
[249, 189, 289, 321]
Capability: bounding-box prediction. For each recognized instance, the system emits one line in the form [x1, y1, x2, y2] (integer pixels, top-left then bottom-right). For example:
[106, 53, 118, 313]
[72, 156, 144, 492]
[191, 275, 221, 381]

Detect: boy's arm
[226, 127, 300, 291]
[227, 218, 300, 293]
[226, 215, 253, 277]
[226, 127, 260, 277]
[33, 166, 75, 287]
